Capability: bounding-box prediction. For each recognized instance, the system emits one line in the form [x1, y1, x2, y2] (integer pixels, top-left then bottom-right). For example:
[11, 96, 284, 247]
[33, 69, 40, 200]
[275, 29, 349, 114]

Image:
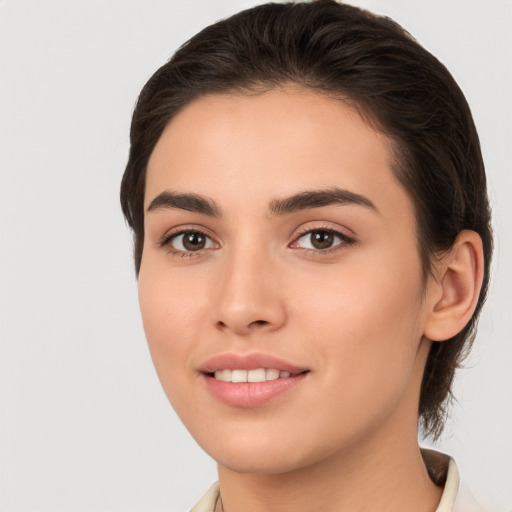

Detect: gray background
[1, 0, 511, 511]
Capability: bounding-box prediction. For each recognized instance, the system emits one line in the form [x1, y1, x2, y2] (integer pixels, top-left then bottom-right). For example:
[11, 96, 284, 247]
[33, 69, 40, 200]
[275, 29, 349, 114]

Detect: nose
[211, 246, 287, 336]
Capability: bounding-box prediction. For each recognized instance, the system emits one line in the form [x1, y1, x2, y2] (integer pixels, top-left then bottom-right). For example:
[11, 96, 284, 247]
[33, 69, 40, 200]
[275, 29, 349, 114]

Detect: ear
[424, 230, 485, 342]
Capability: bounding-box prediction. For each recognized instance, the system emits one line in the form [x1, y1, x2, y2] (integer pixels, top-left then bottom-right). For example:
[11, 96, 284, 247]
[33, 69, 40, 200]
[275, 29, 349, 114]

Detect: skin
[138, 88, 482, 512]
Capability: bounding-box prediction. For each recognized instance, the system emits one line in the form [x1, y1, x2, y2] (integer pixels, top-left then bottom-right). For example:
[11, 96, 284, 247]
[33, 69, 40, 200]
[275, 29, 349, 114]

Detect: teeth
[231, 369, 247, 383]
[248, 368, 266, 382]
[265, 368, 280, 381]
[214, 369, 232, 382]
[213, 368, 295, 383]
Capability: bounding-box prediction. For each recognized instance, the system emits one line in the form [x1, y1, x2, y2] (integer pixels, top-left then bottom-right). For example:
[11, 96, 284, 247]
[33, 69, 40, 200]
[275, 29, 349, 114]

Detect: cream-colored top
[189, 450, 484, 512]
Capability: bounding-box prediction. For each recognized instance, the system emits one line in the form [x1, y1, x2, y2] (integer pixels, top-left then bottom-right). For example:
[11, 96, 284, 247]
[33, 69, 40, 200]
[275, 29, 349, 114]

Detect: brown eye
[295, 229, 352, 251]
[183, 232, 206, 250]
[310, 231, 335, 249]
[169, 230, 216, 252]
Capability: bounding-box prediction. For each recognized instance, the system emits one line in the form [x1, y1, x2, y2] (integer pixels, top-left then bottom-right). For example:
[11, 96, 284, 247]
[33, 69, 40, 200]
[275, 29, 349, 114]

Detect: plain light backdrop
[1, 1, 511, 511]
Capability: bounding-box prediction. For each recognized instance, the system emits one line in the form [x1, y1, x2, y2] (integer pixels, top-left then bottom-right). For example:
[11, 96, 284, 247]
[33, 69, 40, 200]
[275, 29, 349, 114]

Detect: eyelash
[159, 226, 356, 258]
[159, 226, 217, 258]
[292, 226, 356, 255]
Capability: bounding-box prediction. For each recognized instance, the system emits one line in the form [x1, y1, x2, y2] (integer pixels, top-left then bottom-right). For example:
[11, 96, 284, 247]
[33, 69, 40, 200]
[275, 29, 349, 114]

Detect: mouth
[199, 353, 309, 408]
[210, 368, 298, 383]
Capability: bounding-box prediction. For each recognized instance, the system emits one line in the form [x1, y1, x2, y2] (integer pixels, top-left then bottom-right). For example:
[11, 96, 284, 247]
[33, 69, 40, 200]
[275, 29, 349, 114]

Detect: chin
[216, 450, 310, 475]
[195, 428, 328, 476]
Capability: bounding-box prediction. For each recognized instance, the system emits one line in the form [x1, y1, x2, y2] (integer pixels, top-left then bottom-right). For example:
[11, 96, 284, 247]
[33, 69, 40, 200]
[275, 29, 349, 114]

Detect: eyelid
[289, 224, 356, 252]
[158, 224, 220, 256]
[156, 222, 355, 257]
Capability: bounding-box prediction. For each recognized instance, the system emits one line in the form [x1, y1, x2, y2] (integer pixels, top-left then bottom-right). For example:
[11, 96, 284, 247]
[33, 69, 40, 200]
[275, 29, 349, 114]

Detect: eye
[165, 230, 218, 253]
[293, 229, 353, 251]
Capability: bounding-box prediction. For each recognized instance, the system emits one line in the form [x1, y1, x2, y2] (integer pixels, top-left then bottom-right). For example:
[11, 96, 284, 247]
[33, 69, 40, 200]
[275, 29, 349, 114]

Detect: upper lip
[198, 352, 308, 374]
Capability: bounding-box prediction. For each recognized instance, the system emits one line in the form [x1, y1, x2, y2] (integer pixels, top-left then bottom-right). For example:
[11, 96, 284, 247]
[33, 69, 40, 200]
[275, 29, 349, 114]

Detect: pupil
[183, 232, 205, 251]
[312, 231, 334, 249]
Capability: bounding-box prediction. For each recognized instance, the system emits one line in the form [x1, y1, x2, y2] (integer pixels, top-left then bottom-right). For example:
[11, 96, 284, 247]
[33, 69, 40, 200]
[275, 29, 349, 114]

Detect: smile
[199, 352, 309, 407]
[213, 368, 294, 382]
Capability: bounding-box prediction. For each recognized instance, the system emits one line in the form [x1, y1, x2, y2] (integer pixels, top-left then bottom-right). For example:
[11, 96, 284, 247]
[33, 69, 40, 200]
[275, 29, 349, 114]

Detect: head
[121, 0, 492, 446]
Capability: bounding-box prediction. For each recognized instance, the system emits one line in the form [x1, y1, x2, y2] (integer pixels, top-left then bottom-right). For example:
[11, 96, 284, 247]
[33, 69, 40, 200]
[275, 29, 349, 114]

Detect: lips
[199, 352, 309, 408]
[200, 352, 307, 374]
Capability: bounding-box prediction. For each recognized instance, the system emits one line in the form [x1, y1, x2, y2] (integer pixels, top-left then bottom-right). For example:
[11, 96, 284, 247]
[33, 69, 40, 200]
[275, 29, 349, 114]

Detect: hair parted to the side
[120, 0, 492, 439]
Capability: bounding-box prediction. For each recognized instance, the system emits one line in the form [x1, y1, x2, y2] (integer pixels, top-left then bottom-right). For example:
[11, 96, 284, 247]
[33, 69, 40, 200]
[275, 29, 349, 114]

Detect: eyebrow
[146, 187, 378, 217]
[268, 188, 378, 216]
[147, 191, 221, 216]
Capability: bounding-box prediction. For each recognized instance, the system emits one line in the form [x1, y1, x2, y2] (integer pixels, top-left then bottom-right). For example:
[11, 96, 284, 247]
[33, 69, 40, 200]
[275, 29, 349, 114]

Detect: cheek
[138, 256, 208, 336]
[294, 248, 424, 332]
[137, 265, 204, 395]
[294, 255, 426, 397]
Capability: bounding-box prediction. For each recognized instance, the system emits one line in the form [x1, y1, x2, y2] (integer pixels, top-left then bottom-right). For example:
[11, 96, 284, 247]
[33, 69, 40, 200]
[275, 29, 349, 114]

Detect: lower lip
[203, 373, 308, 408]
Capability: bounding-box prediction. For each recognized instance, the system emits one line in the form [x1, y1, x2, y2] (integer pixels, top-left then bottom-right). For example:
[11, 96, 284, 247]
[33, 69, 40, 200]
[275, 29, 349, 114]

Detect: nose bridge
[212, 235, 286, 334]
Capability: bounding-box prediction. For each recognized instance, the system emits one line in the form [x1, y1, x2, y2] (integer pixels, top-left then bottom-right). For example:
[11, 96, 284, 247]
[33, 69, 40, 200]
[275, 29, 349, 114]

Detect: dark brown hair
[120, 0, 492, 439]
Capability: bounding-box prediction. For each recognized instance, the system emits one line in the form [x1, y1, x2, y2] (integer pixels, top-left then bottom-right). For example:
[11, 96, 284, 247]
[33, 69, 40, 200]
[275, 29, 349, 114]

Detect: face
[139, 88, 435, 474]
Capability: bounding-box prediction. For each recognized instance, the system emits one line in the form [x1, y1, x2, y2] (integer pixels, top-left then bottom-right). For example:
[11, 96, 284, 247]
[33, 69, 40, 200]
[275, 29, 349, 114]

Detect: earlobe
[424, 230, 485, 342]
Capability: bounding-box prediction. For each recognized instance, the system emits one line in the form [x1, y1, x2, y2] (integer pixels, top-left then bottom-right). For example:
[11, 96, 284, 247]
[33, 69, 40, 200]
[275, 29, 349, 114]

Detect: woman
[120, 1, 492, 510]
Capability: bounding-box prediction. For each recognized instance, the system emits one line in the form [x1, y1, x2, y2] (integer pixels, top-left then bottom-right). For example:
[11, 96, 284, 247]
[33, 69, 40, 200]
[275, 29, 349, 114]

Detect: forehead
[145, 87, 411, 221]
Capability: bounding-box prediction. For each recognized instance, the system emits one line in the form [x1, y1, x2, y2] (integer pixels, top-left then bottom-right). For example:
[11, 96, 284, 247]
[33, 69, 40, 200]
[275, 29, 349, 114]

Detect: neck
[217, 426, 442, 512]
